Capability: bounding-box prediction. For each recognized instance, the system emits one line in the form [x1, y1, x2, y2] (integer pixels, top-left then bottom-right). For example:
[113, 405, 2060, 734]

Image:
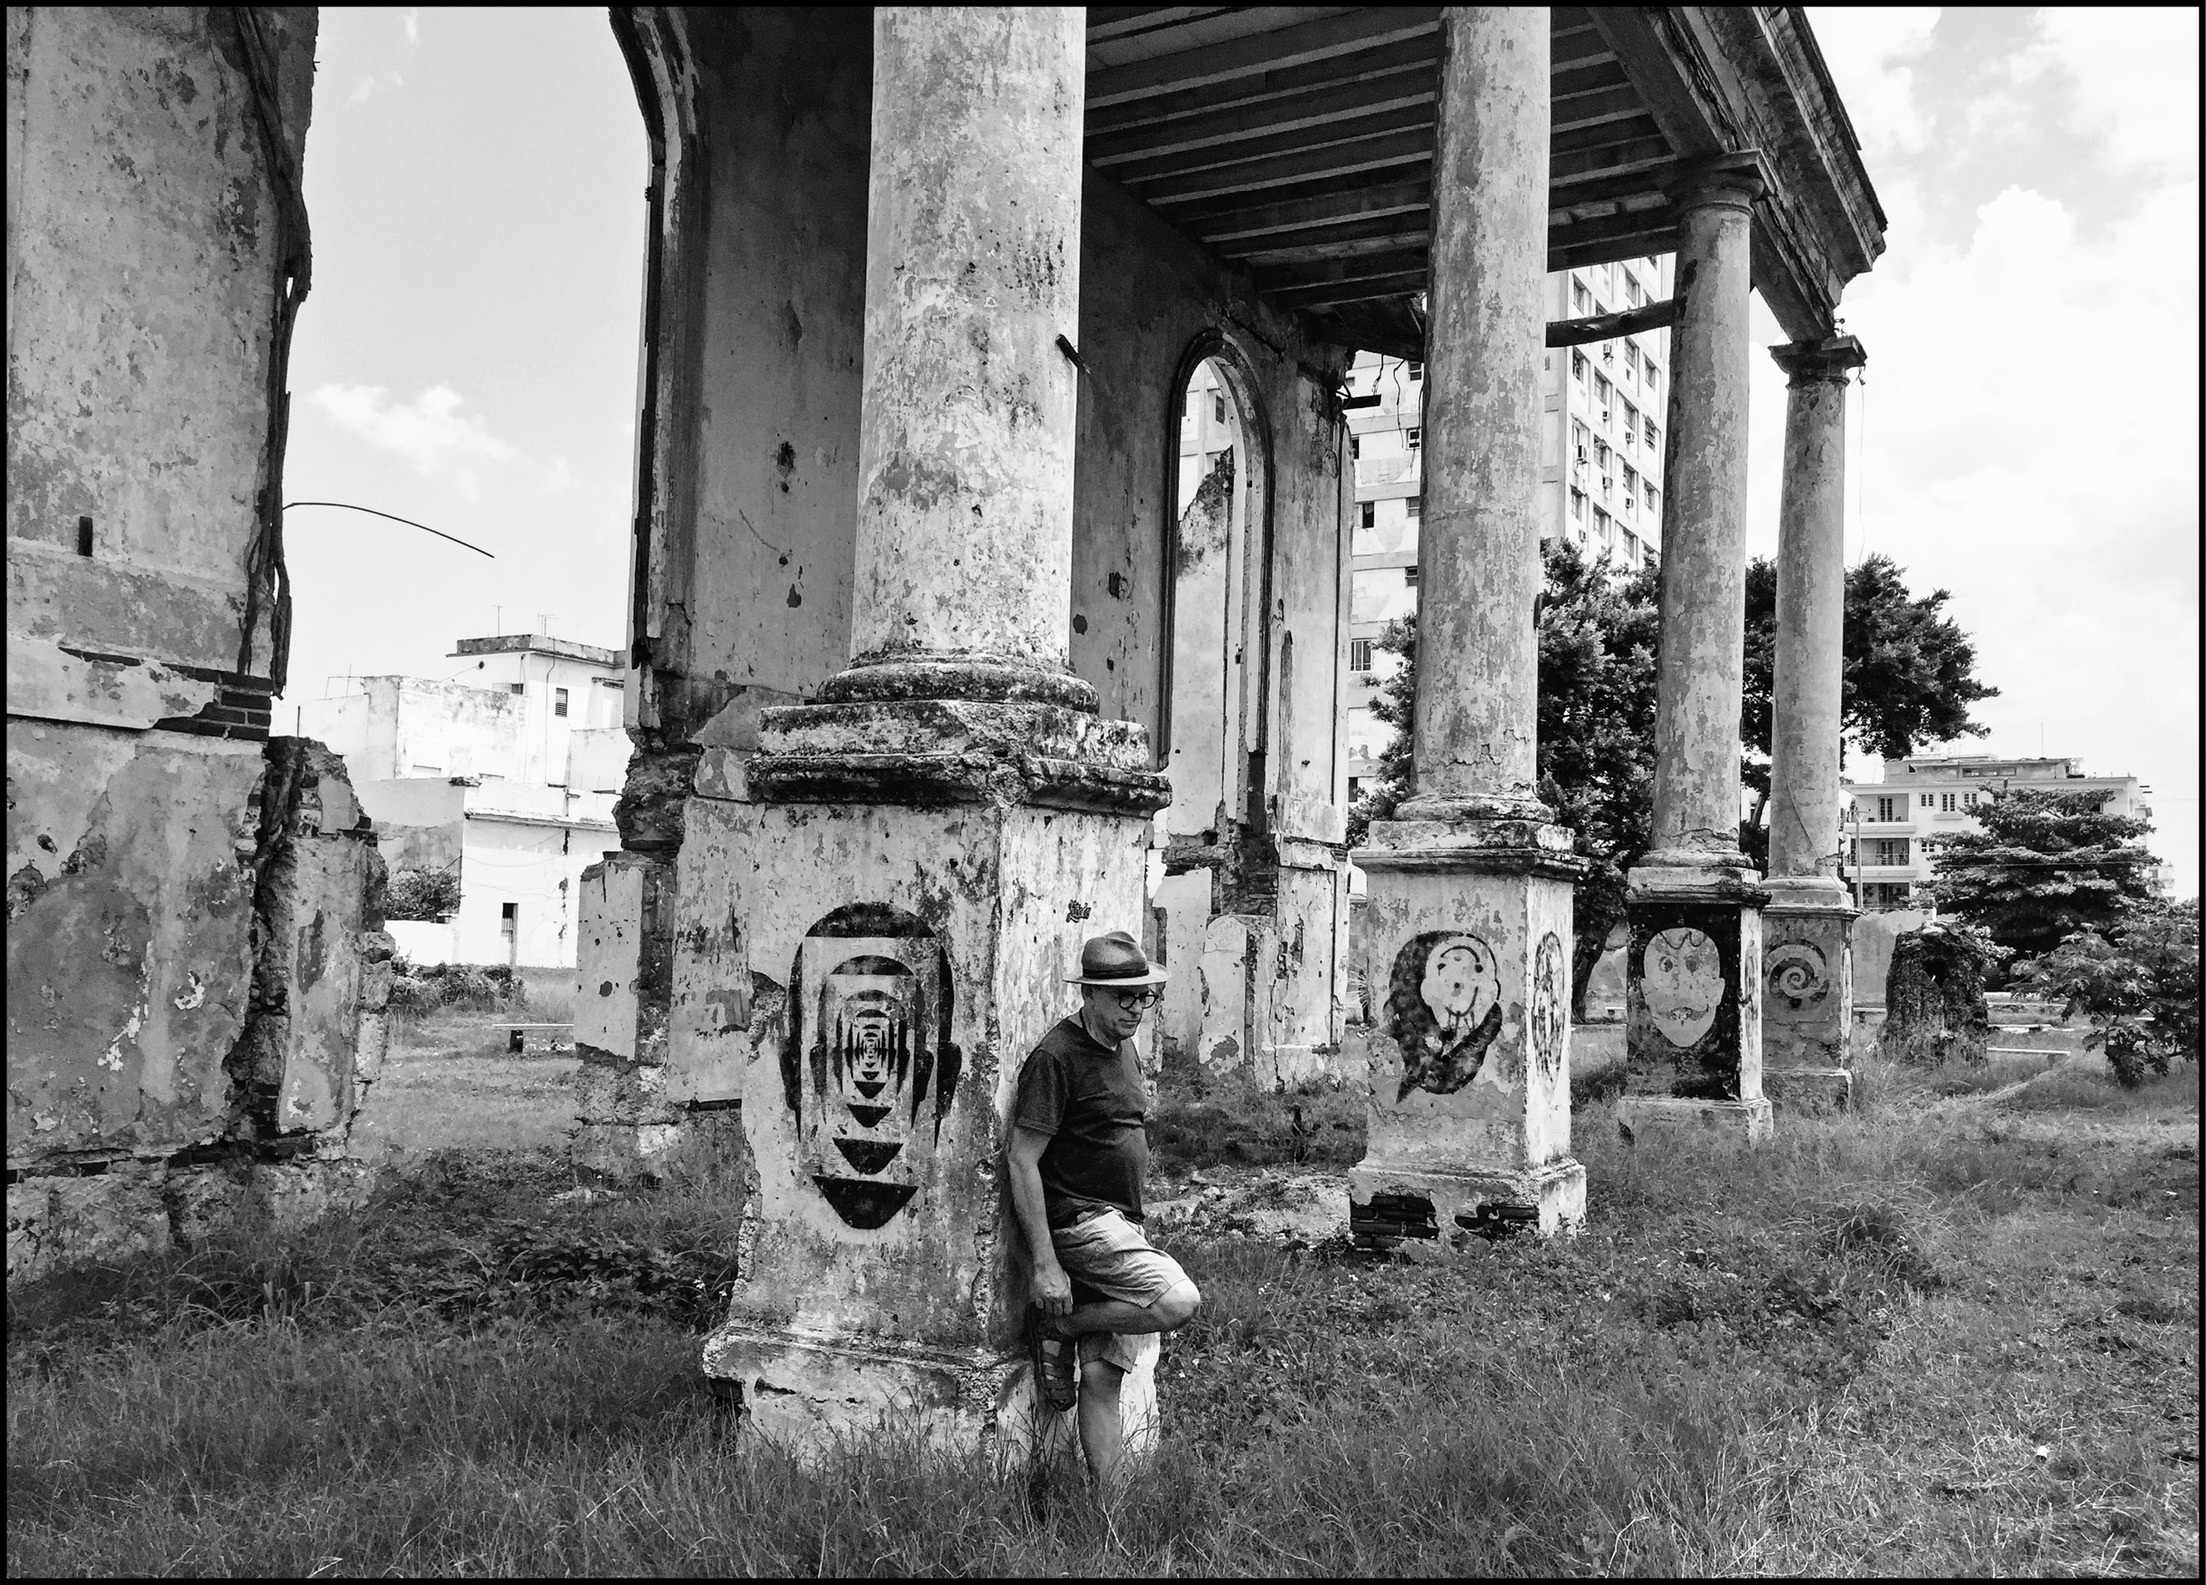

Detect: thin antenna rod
[282, 500, 495, 558]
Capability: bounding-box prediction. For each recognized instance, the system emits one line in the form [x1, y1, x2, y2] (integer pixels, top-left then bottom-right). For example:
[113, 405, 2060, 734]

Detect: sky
[280, 8, 2200, 896]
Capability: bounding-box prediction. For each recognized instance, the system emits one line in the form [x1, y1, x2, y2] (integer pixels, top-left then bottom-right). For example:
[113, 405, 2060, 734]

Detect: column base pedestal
[1349, 1158, 1586, 1252]
[1762, 1066, 1853, 1115]
[1615, 1095, 1772, 1143]
[700, 1323, 1159, 1473]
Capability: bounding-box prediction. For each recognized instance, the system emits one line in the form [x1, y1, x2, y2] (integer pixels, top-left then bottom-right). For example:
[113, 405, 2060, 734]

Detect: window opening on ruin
[76, 515, 94, 558]
[1407, 360, 1423, 380]
[509, 681, 525, 695]
[1360, 501, 1375, 530]
[1406, 495, 1422, 518]
[1404, 565, 1419, 586]
[1349, 433, 1361, 460]
[1162, 348, 1273, 844]
[1405, 427, 1421, 452]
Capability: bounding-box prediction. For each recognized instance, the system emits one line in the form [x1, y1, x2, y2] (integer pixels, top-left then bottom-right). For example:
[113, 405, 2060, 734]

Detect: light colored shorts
[1052, 1207, 1189, 1372]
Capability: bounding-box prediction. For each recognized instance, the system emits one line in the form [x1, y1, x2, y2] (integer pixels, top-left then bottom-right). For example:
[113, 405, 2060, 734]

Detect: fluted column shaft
[1644, 155, 1766, 866]
[839, 7, 1088, 704]
[1767, 336, 1866, 892]
[1404, 5, 1550, 820]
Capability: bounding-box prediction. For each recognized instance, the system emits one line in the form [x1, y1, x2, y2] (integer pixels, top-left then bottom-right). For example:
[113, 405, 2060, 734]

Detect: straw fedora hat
[1065, 930, 1169, 988]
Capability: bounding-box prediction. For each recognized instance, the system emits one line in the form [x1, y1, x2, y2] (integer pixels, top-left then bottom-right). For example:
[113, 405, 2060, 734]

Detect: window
[1595, 440, 1611, 469]
[1919, 793, 1934, 808]
[1593, 507, 1611, 537]
[1622, 464, 1638, 500]
[1571, 419, 1589, 459]
[1570, 488, 1586, 521]
[1350, 638, 1374, 672]
[1625, 342, 1639, 379]
[554, 687, 570, 718]
[500, 902, 518, 936]
[1628, 277, 1646, 309]
[1644, 364, 1660, 399]
[1349, 433, 1360, 459]
[1964, 791, 1980, 808]
[508, 681, 525, 695]
[1405, 495, 1422, 518]
[1571, 350, 1587, 383]
[1572, 281, 1590, 315]
[1407, 360, 1423, 380]
[1359, 501, 1374, 530]
[1595, 373, 1612, 406]
[1643, 484, 1658, 516]
[1643, 420, 1658, 452]
[1941, 792, 1957, 812]
[1878, 796, 1904, 821]
[1869, 838, 1911, 866]
[1213, 394, 1226, 424]
[1405, 427, 1421, 452]
[1403, 565, 1419, 586]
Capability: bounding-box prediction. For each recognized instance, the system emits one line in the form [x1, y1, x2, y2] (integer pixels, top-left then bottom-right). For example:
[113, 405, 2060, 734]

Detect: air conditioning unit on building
[1574, 447, 1588, 464]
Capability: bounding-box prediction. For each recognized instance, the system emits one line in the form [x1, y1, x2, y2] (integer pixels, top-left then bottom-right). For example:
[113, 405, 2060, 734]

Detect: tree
[1928, 786, 2158, 971]
[1740, 553, 2000, 834]
[2019, 898, 2199, 1086]
[1348, 542, 1660, 1015]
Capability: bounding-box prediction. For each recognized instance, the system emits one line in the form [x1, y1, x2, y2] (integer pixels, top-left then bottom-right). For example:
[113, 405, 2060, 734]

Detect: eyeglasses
[1106, 988, 1163, 1010]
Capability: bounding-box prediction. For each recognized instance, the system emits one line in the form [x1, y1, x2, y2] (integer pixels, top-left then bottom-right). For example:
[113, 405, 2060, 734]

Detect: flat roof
[450, 634, 622, 668]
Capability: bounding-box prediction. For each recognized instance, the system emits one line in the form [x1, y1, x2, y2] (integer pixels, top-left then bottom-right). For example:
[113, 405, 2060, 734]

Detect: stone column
[1761, 336, 1866, 1113]
[1349, 7, 1587, 1252]
[1620, 153, 1774, 1142]
[698, 9, 1172, 1458]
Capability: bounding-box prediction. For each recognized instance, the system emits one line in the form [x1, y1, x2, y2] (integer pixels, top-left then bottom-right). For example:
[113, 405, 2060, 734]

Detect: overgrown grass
[1148, 1065, 1365, 1172]
[9, 1064, 2197, 1576]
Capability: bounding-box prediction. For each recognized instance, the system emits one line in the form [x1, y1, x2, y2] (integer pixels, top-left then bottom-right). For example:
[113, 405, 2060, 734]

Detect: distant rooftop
[451, 634, 622, 668]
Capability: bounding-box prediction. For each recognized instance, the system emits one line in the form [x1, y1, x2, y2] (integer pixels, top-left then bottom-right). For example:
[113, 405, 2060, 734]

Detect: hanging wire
[283, 500, 495, 558]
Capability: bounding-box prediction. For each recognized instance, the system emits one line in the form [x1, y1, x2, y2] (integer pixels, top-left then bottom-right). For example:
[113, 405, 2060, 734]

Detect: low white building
[299, 634, 629, 967]
[1840, 754, 2151, 913]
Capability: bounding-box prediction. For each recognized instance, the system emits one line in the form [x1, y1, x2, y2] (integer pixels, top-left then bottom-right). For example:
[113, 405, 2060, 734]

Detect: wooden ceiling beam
[1550, 135, 1676, 187]
[1087, 6, 1440, 108]
[1087, 8, 1230, 45]
[1231, 226, 1431, 269]
[1168, 175, 1432, 240]
[1551, 113, 1663, 158]
[1122, 123, 1434, 204]
[1262, 268, 1430, 310]
[1086, 35, 1438, 135]
[1088, 78, 1434, 166]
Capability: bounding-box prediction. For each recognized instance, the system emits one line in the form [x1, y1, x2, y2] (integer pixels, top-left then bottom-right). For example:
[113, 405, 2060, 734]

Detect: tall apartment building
[1839, 754, 2152, 912]
[1339, 255, 1676, 801]
[298, 634, 630, 967]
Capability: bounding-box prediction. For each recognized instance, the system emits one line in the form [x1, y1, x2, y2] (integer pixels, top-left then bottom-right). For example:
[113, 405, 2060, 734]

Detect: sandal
[1029, 1308, 1079, 1412]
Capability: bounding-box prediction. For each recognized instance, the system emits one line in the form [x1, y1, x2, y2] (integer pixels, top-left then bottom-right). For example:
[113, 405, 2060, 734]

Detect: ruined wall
[617, 6, 872, 754]
[1070, 168, 1356, 1078]
[7, 11, 394, 1282]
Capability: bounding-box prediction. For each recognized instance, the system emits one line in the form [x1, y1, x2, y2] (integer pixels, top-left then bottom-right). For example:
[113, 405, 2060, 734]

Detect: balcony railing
[1354, 452, 1421, 489]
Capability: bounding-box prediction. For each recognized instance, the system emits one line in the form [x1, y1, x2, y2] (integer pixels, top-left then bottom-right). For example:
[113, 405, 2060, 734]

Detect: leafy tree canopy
[1742, 552, 2000, 777]
[1928, 786, 2158, 967]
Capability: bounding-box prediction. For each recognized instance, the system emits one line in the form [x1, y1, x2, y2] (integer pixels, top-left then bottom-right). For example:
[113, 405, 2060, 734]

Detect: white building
[299, 634, 629, 967]
[1336, 256, 1675, 803]
[1840, 754, 2152, 912]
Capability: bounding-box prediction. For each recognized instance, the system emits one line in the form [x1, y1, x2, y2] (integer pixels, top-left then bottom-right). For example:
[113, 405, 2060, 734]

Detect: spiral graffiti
[1764, 942, 1831, 1015]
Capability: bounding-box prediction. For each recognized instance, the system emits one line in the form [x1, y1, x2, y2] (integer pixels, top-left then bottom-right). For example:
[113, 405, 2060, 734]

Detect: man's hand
[1030, 1258, 1073, 1319]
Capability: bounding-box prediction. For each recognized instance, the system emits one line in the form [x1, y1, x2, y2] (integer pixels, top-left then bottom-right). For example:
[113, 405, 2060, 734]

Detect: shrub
[383, 865, 461, 922]
[2019, 899, 2200, 1087]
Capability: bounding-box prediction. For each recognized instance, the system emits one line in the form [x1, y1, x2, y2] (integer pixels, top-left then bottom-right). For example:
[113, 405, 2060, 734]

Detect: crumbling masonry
[7, 5, 1886, 1457]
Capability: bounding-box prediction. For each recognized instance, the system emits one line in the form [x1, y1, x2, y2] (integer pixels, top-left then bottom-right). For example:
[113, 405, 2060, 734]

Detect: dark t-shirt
[1012, 1014, 1150, 1227]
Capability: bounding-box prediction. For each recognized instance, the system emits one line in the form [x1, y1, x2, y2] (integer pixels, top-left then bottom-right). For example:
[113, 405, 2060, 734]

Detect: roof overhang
[1085, 6, 1887, 358]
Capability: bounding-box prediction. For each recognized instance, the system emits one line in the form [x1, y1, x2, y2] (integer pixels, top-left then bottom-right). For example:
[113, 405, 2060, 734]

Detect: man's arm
[1006, 1124, 1072, 1318]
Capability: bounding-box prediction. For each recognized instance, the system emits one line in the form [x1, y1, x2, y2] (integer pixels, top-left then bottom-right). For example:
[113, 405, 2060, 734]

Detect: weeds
[7, 1067, 2197, 1577]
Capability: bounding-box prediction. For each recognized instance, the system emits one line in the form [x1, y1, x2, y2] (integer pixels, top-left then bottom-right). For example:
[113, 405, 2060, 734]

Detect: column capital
[1663, 149, 1770, 213]
[1769, 334, 1866, 388]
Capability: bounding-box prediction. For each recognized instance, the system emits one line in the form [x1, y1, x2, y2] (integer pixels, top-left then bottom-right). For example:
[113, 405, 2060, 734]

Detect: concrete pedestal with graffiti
[695, 700, 1171, 1456]
[1620, 867, 1774, 1141]
[1759, 886, 1855, 1115]
[1347, 822, 1587, 1248]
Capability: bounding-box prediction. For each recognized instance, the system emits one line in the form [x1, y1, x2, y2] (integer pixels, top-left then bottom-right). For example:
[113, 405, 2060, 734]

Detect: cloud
[2027, 9, 2200, 179]
[400, 8, 420, 47]
[348, 70, 404, 106]
[311, 384, 513, 501]
[1803, 7, 1941, 158]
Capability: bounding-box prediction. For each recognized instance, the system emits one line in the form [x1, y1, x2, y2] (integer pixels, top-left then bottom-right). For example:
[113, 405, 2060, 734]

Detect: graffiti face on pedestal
[1765, 942, 1831, 1021]
[1643, 927, 1723, 1048]
[1387, 931, 1508, 1101]
[785, 905, 960, 1230]
[1530, 933, 1567, 1080]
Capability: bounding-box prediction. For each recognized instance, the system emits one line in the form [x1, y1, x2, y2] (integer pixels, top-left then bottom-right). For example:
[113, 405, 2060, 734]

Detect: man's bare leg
[1052, 1278, 1202, 1346]
[1076, 1358, 1127, 1489]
